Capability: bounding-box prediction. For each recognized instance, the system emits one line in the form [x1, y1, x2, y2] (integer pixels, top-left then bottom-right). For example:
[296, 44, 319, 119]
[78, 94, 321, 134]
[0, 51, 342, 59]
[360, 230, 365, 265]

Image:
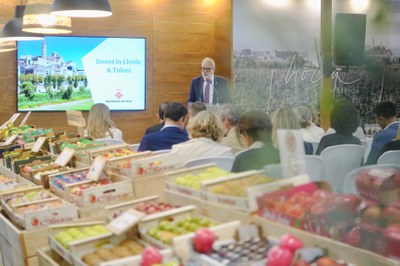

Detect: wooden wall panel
[0, 0, 232, 144]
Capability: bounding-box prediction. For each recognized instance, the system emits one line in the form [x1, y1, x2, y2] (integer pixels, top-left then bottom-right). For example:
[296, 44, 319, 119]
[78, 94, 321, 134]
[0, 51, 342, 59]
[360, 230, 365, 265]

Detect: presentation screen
[17, 36, 146, 111]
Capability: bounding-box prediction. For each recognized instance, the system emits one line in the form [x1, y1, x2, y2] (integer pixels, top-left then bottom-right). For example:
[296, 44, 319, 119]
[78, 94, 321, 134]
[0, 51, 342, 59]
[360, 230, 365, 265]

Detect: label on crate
[55, 147, 75, 167]
[19, 111, 31, 126]
[106, 208, 145, 235]
[31, 136, 46, 153]
[87, 157, 107, 182]
[66, 110, 86, 127]
[277, 129, 307, 178]
[4, 134, 18, 145]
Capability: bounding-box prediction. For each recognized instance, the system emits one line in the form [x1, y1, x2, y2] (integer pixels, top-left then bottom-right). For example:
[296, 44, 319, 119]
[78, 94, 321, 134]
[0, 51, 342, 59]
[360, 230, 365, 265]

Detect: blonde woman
[86, 103, 123, 141]
[272, 107, 313, 155]
[171, 110, 233, 164]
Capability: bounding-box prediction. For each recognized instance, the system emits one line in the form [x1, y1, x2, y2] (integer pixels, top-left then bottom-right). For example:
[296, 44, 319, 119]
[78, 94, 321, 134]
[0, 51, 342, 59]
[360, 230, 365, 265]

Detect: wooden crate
[36, 247, 71, 266]
[254, 216, 400, 266]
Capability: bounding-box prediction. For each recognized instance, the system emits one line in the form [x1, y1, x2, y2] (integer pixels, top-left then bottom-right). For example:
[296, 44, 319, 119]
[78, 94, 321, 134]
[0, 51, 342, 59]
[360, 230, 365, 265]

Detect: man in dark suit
[187, 57, 231, 104]
[138, 102, 189, 151]
[144, 102, 169, 135]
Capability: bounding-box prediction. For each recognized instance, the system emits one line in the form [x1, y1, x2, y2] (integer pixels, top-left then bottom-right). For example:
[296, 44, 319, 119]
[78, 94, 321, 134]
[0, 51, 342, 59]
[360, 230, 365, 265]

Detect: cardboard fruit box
[48, 221, 113, 264]
[0, 174, 37, 196]
[356, 167, 400, 204]
[49, 168, 90, 199]
[87, 143, 134, 164]
[257, 180, 331, 229]
[20, 160, 71, 188]
[203, 173, 309, 212]
[104, 151, 153, 177]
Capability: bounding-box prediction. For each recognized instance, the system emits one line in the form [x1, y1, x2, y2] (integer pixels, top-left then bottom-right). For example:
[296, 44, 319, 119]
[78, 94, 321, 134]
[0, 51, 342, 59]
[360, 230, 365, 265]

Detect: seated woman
[294, 105, 324, 142]
[271, 107, 313, 155]
[171, 110, 232, 164]
[316, 99, 361, 155]
[231, 110, 280, 172]
[86, 103, 123, 141]
[372, 126, 400, 164]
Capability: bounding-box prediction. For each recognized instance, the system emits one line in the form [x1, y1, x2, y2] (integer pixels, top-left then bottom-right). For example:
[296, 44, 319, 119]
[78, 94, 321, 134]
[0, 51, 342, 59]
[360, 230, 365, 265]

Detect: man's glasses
[201, 67, 213, 72]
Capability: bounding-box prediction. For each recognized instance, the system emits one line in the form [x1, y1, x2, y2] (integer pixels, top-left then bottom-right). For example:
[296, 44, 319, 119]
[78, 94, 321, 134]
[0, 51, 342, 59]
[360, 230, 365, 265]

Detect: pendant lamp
[23, 0, 72, 34]
[0, 41, 17, 52]
[51, 0, 112, 18]
[0, 5, 44, 42]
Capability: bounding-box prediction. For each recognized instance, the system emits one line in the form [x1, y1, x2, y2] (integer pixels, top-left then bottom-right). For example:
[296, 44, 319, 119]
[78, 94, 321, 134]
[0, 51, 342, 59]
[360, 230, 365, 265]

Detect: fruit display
[51, 169, 89, 190]
[69, 179, 112, 196]
[99, 148, 135, 159]
[146, 217, 216, 245]
[135, 202, 178, 215]
[80, 239, 145, 266]
[14, 199, 64, 215]
[0, 176, 32, 193]
[173, 167, 229, 190]
[60, 138, 96, 151]
[210, 175, 276, 197]
[266, 234, 303, 266]
[3, 189, 54, 206]
[54, 225, 110, 248]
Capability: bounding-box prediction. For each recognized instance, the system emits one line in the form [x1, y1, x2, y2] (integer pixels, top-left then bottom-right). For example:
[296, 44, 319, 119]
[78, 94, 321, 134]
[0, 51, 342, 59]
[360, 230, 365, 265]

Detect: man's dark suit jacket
[187, 75, 230, 104]
[138, 126, 189, 151]
[145, 122, 165, 135]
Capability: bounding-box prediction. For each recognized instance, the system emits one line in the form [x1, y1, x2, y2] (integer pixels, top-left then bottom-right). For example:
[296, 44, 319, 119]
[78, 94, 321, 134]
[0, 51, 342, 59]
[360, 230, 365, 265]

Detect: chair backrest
[320, 144, 365, 193]
[95, 138, 126, 146]
[309, 142, 320, 155]
[153, 149, 171, 155]
[183, 156, 235, 172]
[360, 140, 368, 162]
[305, 155, 324, 181]
[130, 143, 140, 152]
[377, 150, 400, 165]
[263, 163, 283, 178]
[343, 164, 400, 195]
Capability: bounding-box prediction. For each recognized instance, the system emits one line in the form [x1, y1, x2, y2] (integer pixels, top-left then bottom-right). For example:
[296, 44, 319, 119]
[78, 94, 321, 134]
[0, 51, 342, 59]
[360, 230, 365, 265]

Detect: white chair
[263, 163, 283, 178]
[320, 144, 365, 193]
[309, 141, 319, 155]
[183, 156, 235, 172]
[377, 150, 400, 165]
[305, 155, 324, 181]
[360, 140, 368, 162]
[95, 138, 125, 146]
[153, 149, 171, 155]
[342, 164, 400, 195]
[130, 143, 140, 152]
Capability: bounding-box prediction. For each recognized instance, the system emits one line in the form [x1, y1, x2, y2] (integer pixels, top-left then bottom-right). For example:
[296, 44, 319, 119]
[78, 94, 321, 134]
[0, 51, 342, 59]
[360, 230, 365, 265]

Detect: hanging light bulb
[23, 0, 72, 34]
[0, 5, 44, 42]
[51, 0, 112, 18]
[0, 41, 17, 53]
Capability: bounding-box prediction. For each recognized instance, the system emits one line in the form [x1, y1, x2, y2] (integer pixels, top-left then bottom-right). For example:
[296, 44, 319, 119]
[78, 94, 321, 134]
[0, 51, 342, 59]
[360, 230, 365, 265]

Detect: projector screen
[17, 36, 146, 112]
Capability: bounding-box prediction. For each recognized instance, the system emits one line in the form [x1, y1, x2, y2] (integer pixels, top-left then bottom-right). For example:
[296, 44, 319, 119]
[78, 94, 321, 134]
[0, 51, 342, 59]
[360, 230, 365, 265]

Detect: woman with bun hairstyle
[86, 103, 123, 141]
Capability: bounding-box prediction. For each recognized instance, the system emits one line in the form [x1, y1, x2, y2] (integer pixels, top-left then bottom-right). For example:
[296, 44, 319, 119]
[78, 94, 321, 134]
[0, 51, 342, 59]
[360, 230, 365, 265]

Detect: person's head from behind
[157, 102, 169, 121]
[271, 107, 301, 145]
[295, 106, 312, 129]
[331, 99, 360, 135]
[164, 102, 188, 129]
[201, 57, 216, 81]
[219, 104, 241, 136]
[236, 110, 272, 147]
[188, 101, 207, 120]
[373, 101, 397, 129]
[297, 102, 318, 124]
[187, 110, 224, 142]
[87, 103, 115, 139]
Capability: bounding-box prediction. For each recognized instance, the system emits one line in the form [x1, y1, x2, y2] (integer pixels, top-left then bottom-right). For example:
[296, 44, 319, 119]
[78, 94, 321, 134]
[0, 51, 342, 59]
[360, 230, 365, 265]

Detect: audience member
[316, 100, 361, 155]
[86, 103, 123, 141]
[271, 107, 313, 155]
[365, 101, 399, 165]
[188, 101, 207, 120]
[187, 57, 230, 104]
[219, 104, 245, 153]
[144, 102, 169, 135]
[369, 126, 400, 164]
[171, 110, 233, 164]
[138, 102, 189, 151]
[231, 110, 280, 172]
[295, 106, 324, 142]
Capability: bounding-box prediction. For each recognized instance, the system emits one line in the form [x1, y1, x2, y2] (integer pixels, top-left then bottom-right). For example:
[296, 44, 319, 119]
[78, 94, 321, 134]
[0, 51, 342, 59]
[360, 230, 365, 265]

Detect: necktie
[204, 80, 210, 103]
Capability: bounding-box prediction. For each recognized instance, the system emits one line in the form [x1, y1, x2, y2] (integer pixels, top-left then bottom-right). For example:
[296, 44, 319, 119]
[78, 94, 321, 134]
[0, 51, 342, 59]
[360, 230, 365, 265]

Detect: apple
[193, 228, 215, 253]
[316, 256, 336, 266]
[383, 206, 400, 225]
[361, 206, 382, 225]
[279, 234, 304, 252]
[333, 194, 360, 213]
[346, 225, 361, 246]
[384, 223, 400, 239]
[141, 247, 163, 266]
[293, 260, 311, 266]
[266, 246, 293, 266]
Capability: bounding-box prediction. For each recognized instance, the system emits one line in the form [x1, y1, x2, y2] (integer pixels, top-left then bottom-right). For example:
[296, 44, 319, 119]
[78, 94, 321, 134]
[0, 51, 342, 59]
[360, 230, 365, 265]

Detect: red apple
[361, 206, 382, 225]
[316, 256, 336, 266]
[266, 246, 294, 266]
[279, 234, 304, 252]
[193, 228, 215, 253]
[346, 225, 361, 246]
[383, 206, 400, 225]
[141, 247, 162, 266]
[384, 224, 400, 239]
[333, 194, 360, 213]
[293, 260, 310, 266]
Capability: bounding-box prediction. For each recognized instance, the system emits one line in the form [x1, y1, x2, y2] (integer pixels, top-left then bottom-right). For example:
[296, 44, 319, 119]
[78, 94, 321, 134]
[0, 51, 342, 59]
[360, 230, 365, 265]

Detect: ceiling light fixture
[0, 5, 44, 42]
[51, 0, 112, 18]
[23, 0, 72, 34]
[0, 41, 17, 53]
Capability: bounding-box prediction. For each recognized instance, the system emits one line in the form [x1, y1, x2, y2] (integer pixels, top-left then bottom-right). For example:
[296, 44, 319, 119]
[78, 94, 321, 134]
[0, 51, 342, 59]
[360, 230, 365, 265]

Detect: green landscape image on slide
[18, 74, 94, 111]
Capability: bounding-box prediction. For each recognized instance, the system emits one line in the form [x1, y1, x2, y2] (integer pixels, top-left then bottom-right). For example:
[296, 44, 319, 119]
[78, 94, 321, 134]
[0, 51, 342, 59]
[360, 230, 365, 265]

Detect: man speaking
[187, 57, 231, 104]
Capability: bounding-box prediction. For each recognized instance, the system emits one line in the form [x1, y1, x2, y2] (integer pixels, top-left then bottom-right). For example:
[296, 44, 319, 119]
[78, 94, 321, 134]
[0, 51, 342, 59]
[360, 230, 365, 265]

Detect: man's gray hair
[219, 104, 241, 125]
